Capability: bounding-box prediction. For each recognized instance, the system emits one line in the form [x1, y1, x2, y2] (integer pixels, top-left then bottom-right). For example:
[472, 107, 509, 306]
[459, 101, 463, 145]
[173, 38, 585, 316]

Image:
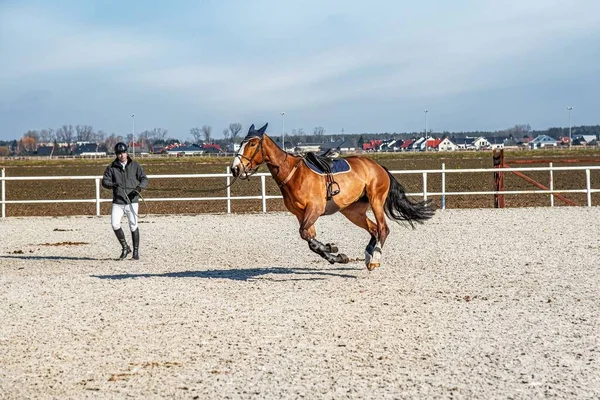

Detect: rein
[141, 175, 239, 194]
[117, 185, 148, 219]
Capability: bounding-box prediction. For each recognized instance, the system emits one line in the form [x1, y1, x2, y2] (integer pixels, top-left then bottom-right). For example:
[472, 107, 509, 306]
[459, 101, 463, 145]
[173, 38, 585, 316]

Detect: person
[102, 142, 148, 260]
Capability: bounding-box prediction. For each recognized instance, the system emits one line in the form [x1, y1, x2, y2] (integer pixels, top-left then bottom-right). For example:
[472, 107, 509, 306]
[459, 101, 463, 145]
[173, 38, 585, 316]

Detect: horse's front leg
[298, 210, 348, 264]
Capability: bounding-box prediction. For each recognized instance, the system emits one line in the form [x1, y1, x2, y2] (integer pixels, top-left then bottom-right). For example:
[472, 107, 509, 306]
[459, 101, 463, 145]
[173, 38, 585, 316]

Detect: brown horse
[231, 123, 434, 270]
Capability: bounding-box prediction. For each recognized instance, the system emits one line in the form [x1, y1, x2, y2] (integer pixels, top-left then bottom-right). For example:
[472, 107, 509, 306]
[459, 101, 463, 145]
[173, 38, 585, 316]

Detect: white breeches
[111, 203, 139, 232]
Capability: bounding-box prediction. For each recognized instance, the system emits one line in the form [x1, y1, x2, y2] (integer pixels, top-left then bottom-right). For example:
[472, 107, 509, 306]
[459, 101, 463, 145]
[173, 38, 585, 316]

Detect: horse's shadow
[91, 266, 361, 281]
[0, 255, 113, 261]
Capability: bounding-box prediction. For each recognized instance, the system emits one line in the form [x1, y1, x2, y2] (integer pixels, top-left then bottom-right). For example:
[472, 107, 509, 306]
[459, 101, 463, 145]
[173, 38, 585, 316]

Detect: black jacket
[102, 157, 149, 204]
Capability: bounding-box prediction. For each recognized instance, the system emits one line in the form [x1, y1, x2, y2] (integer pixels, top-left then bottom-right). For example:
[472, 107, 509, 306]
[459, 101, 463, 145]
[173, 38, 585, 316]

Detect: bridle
[234, 136, 265, 178]
[234, 135, 302, 188]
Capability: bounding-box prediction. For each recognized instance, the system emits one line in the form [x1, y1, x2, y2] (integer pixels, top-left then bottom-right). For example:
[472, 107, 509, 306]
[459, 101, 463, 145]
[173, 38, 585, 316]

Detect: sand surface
[1, 208, 599, 399]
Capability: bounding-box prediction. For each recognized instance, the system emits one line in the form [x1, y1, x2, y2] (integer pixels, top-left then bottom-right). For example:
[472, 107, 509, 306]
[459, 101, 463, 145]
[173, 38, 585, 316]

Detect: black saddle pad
[305, 157, 350, 175]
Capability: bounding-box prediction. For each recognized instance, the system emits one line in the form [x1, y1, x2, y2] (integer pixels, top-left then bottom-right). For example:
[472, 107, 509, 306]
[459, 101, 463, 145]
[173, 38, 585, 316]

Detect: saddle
[305, 150, 341, 200]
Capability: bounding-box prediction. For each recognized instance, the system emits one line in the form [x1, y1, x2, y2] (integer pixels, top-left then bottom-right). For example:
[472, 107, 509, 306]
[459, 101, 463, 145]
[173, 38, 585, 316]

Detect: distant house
[272, 138, 293, 151]
[37, 145, 55, 156]
[438, 138, 457, 152]
[472, 137, 491, 150]
[379, 139, 403, 152]
[453, 137, 476, 150]
[412, 137, 426, 151]
[74, 143, 107, 157]
[167, 144, 204, 155]
[425, 138, 442, 151]
[487, 137, 506, 150]
[320, 140, 347, 153]
[202, 144, 222, 153]
[362, 139, 383, 152]
[340, 140, 356, 153]
[319, 139, 356, 153]
[399, 139, 414, 151]
[529, 135, 558, 149]
[295, 143, 322, 153]
[226, 143, 241, 153]
[574, 135, 598, 146]
[282, 141, 294, 151]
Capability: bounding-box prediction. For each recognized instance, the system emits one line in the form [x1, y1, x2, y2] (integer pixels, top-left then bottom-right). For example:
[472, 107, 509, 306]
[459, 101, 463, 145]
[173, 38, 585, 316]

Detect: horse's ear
[248, 124, 255, 133]
[258, 123, 268, 135]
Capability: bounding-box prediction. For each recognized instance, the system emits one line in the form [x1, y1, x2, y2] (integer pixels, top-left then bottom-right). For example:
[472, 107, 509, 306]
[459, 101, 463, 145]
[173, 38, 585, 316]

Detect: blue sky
[1, 0, 599, 141]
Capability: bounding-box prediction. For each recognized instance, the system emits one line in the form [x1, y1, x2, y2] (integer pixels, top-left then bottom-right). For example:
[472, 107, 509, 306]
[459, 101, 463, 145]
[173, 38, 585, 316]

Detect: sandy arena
[0, 208, 599, 399]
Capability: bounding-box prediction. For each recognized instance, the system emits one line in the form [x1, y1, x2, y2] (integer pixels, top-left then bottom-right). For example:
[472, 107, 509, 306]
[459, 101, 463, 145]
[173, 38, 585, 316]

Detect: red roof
[400, 139, 414, 149]
[202, 144, 222, 151]
[427, 138, 442, 149]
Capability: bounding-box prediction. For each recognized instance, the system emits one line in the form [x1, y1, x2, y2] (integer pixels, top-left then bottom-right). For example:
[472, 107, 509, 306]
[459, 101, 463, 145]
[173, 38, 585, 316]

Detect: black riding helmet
[114, 142, 128, 155]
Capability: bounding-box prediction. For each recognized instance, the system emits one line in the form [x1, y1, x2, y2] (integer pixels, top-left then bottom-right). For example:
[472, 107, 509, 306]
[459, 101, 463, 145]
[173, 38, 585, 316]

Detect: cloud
[0, 5, 172, 79]
[1, 0, 599, 138]
[124, 0, 600, 113]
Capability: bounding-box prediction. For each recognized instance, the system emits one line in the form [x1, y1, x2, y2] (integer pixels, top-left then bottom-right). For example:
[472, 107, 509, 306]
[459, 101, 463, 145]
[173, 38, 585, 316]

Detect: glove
[135, 186, 142, 192]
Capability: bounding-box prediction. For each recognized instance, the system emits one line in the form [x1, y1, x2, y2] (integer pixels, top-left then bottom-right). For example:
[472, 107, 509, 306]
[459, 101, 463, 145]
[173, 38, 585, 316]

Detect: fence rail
[1, 165, 599, 218]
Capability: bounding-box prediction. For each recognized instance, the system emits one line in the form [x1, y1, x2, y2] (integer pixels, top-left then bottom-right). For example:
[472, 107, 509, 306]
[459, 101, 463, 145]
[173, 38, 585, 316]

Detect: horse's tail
[384, 168, 435, 228]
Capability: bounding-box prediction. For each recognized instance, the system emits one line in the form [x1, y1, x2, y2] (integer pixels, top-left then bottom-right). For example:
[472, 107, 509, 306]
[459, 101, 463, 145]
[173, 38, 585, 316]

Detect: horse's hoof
[367, 262, 380, 271]
[338, 253, 349, 263]
[325, 243, 338, 253]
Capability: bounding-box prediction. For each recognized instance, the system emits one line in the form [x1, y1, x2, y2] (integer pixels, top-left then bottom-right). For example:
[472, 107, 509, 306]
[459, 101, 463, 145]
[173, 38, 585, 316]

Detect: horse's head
[231, 123, 268, 179]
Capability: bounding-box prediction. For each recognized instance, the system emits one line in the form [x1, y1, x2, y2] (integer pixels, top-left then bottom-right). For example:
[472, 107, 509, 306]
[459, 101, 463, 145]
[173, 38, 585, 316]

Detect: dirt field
[1, 208, 599, 398]
[2, 149, 600, 217]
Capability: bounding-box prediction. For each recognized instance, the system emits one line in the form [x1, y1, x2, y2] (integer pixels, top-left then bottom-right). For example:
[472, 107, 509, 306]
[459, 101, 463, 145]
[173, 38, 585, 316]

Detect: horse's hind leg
[366, 189, 391, 270]
[340, 202, 382, 270]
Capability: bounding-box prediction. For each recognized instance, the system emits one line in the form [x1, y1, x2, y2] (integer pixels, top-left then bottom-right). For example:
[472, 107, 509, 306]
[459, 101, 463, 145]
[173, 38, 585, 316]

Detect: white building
[437, 138, 458, 151]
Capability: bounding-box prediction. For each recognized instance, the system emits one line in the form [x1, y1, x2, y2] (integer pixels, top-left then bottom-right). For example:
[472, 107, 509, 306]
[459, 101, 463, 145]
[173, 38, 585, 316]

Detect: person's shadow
[91, 266, 361, 281]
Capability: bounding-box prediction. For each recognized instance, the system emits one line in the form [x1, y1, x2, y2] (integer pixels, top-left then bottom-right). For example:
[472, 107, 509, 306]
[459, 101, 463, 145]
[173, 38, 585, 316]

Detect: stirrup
[327, 182, 341, 199]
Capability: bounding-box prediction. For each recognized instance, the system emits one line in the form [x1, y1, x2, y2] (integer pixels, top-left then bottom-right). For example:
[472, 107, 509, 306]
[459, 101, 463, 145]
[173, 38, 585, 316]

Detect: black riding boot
[131, 228, 140, 260]
[114, 228, 131, 260]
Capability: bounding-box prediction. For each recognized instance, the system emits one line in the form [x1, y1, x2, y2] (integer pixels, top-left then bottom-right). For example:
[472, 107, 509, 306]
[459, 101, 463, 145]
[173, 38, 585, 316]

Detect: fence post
[493, 149, 504, 208]
[549, 162, 554, 207]
[422, 172, 428, 202]
[441, 163, 446, 210]
[586, 169, 592, 207]
[1, 168, 5, 218]
[261, 175, 267, 213]
[95, 178, 101, 216]
[226, 166, 231, 214]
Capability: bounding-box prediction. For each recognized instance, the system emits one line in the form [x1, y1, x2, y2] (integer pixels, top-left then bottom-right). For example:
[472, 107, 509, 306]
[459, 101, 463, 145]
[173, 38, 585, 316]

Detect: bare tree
[229, 123, 242, 142]
[137, 130, 152, 150]
[95, 130, 106, 143]
[56, 124, 75, 149]
[75, 125, 95, 142]
[149, 128, 168, 143]
[313, 126, 325, 137]
[222, 128, 230, 141]
[104, 133, 124, 153]
[202, 125, 212, 143]
[39, 128, 55, 144]
[190, 127, 203, 144]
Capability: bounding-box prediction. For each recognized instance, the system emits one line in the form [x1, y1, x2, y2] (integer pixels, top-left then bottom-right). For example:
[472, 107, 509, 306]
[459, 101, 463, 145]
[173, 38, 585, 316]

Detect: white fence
[1, 164, 599, 218]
